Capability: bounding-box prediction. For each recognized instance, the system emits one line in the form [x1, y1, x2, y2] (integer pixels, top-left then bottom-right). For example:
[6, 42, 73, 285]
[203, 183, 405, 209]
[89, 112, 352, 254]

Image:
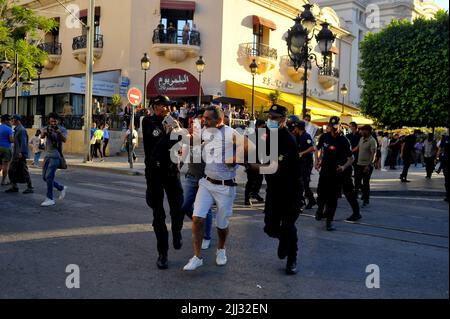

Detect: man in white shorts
[183, 106, 252, 271]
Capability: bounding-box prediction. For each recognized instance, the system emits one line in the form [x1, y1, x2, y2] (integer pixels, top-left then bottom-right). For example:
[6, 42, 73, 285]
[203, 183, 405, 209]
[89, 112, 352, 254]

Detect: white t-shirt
[381, 137, 390, 151]
[126, 129, 138, 145]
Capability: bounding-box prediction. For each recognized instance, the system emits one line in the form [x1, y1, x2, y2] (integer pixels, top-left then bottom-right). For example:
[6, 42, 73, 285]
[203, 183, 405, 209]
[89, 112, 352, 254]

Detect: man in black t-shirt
[315, 117, 360, 231]
[400, 130, 420, 182]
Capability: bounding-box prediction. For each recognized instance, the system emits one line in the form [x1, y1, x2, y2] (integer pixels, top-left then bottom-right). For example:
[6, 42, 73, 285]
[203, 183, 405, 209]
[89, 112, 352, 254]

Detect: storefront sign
[147, 69, 202, 98]
[262, 77, 294, 90]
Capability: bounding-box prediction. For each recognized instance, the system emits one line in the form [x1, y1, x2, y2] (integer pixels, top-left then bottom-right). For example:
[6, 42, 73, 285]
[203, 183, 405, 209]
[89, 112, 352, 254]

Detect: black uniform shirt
[265, 127, 301, 185]
[296, 131, 315, 161]
[317, 132, 353, 174]
[142, 114, 180, 173]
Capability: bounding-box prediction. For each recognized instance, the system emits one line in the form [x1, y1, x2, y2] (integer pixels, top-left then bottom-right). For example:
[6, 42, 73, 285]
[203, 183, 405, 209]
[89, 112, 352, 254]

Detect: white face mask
[266, 119, 280, 129]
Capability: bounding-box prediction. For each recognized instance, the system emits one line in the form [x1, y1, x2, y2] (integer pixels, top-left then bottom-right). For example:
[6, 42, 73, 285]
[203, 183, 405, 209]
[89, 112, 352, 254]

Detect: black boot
[157, 254, 168, 270]
[173, 232, 183, 250]
[286, 256, 298, 275]
[315, 209, 324, 221]
[244, 196, 252, 206]
[253, 194, 265, 203]
[277, 241, 288, 260]
[326, 221, 336, 231]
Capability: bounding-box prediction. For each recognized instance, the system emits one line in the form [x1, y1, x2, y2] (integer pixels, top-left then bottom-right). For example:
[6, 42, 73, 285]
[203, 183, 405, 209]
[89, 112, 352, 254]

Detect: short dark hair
[349, 122, 357, 127]
[361, 125, 372, 132]
[205, 106, 224, 121]
[48, 112, 59, 120]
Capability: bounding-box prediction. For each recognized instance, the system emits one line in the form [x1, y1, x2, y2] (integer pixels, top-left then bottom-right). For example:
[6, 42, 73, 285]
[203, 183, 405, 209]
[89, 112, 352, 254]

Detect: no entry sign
[127, 87, 142, 106]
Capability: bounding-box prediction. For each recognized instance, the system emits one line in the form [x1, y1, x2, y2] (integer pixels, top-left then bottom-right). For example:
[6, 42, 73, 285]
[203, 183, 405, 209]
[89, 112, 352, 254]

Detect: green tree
[359, 11, 449, 129]
[0, 0, 57, 105]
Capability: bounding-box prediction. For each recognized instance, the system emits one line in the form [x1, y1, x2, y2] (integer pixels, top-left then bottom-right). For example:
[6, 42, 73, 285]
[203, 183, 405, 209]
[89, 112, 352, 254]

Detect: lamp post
[196, 56, 205, 108]
[37, 65, 43, 115]
[141, 53, 151, 108]
[249, 59, 258, 120]
[340, 84, 348, 114]
[286, 4, 336, 119]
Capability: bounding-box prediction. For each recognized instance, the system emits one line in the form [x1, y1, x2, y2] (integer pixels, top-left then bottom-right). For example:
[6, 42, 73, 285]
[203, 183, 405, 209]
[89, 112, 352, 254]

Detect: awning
[225, 81, 373, 125]
[253, 15, 277, 31]
[161, 0, 196, 11]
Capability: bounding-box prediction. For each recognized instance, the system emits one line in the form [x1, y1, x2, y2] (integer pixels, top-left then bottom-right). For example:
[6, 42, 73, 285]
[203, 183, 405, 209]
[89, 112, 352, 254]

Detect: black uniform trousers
[264, 183, 301, 259]
[245, 169, 264, 199]
[424, 156, 436, 178]
[145, 164, 184, 255]
[444, 165, 449, 200]
[317, 169, 360, 221]
[300, 159, 314, 204]
[354, 165, 374, 203]
[401, 157, 413, 180]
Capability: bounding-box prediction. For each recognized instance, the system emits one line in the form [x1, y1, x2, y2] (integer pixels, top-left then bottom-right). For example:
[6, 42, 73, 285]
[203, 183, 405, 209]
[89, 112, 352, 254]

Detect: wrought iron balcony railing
[72, 34, 104, 50]
[240, 43, 278, 61]
[38, 42, 62, 55]
[152, 28, 201, 46]
[319, 66, 340, 78]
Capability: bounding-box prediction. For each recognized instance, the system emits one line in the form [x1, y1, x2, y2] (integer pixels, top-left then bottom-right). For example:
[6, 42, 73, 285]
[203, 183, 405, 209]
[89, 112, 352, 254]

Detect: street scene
[0, 0, 449, 304]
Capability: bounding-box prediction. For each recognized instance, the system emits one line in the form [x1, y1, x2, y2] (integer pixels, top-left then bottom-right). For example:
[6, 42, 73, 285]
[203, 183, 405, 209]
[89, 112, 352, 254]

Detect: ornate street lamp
[286, 4, 336, 119]
[196, 56, 205, 108]
[249, 59, 258, 120]
[141, 53, 151, 108]
[340, 83, 348, 114]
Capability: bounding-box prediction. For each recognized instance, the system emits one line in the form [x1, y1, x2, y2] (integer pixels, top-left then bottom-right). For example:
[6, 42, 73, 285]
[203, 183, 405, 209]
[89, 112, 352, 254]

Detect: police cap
[328, 116, 340, 129]
[265, 104, 287, 118]
[152, 95, 172, 106]
[287, 115, 306, 130]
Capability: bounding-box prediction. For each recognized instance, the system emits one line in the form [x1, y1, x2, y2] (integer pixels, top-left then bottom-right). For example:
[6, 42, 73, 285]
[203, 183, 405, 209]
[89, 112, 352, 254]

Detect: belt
[206, 176, 237, 187]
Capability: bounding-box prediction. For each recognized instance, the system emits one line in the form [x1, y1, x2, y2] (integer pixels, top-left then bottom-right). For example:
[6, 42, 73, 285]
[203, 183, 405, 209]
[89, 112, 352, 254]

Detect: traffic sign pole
[127, 88, 142, 169]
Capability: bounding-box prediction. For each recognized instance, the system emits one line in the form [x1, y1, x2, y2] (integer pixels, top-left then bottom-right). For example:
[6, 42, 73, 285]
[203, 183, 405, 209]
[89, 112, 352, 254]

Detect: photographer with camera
[40, 113, 68, 207]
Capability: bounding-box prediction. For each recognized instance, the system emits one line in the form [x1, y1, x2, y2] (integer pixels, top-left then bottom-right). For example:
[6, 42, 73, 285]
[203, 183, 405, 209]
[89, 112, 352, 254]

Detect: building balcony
[280, 55, 312, 83]
[152, 28, 201, 63]
[239, 43, 278, 74]
[318, 66, 340, 92]
[72, 34, 104, 64]
[38, 42, 62, 70]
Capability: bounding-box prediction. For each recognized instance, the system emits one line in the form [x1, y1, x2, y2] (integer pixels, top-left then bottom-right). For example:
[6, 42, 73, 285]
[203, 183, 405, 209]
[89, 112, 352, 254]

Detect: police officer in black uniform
[250, 104, 302, 275]
[142, 95, 184, 270]
[315, 116, 360, 231]
[287, 116, 317, 209]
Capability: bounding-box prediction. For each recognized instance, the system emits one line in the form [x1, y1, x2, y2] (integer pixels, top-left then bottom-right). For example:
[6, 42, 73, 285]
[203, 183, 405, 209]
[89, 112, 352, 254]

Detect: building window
[160, 6, 195, 44]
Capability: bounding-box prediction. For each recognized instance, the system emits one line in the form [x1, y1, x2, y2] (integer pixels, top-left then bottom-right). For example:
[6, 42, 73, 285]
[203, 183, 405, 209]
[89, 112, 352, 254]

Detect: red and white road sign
[127, 87, 143, 106]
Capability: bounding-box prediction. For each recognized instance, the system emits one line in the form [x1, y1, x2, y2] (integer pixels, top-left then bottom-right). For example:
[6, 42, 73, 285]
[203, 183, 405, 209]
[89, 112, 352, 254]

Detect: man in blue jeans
[181, 110, 213, 249]
[41, 113, 68, 207]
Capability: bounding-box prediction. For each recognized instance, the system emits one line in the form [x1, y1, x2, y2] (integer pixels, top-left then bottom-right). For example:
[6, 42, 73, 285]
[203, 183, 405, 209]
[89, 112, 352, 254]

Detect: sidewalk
[46, 155, 446, 196]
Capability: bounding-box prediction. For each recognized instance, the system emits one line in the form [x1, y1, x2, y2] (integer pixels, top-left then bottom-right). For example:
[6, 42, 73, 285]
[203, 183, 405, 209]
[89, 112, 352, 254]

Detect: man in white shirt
[183, 106, 253, 271]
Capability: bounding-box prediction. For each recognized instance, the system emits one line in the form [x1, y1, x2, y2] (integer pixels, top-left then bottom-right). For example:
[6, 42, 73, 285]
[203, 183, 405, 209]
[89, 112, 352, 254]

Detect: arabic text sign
[127, 87, 142, 106]
[148, 69, 202, 97]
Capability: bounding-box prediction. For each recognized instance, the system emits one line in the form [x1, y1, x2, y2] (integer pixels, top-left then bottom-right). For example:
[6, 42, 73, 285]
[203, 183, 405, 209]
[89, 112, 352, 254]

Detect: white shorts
[193, 178, 237, 229]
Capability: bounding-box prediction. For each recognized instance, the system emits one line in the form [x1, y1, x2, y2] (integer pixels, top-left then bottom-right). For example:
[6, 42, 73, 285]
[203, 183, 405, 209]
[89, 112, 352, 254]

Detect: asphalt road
[0, 166, 448, 299]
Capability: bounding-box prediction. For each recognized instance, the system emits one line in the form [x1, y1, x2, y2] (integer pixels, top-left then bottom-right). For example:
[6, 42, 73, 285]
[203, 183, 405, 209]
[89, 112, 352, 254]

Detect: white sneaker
[41, 198, 56, 207]
[216, 249, 227, 266]
[183, 256, 203, 271]
[202, 239, 211, 250]
[59, 186, 67, 200]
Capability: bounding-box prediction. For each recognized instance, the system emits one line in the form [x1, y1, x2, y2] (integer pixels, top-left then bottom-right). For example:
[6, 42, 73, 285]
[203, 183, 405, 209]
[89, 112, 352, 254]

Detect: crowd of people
[1, 98, 448, 276]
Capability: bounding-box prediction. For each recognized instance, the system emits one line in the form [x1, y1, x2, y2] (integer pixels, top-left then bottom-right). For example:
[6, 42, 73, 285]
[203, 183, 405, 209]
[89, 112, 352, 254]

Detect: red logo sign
[147, 69, 203, 98]
[329, 145, 336, 151]
[127, 87, 142, 106]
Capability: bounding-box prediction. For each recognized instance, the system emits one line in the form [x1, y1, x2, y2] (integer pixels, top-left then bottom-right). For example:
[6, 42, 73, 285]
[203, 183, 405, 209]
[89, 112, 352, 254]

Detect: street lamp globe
[316, 22, 335, 55]
[340, 84, 348, 96]
[21, 69, 34, 86]
[300, 4, 316, 34]
[249, 59, 258, 76]
[0, 53, 11, 69]
[196, 56, 206, 74]
[287, 16, 307, 56]
[141, 53, 151, 71]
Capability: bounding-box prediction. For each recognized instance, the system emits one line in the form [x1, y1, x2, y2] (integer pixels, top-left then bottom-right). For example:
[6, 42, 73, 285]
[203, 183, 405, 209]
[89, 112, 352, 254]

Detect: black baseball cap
[328, 116, 340, 129]
[287, 115, 306, 130]
[12, 114, 22, 122]
[152, 95, 171, 106]
[265, 104, 288, 118]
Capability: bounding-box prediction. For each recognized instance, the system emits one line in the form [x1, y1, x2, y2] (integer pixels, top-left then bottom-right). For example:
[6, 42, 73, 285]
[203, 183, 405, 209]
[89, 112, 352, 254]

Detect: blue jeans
[43, 158, 64, 200]
[182, 174, 213, 240]
[34, 152, 41, 166]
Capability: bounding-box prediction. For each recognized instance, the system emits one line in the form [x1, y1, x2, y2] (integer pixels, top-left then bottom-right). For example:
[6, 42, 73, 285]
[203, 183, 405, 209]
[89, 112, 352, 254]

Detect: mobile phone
[163, 114, 176, 128]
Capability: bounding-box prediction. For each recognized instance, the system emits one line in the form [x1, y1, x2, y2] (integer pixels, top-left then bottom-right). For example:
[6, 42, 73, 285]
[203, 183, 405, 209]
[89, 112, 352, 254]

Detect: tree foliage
[0, 0, 57, 104]
[359, 11, 449, 129]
